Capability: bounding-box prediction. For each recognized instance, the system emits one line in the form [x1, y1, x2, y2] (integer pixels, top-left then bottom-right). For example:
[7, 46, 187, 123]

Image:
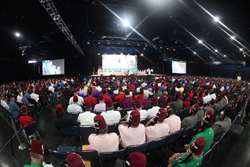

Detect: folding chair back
[125, 142, 150, 156]
[167, 129, 184, 144]
[100, 149, 125, 160]
[60, 126, 80, 138]
[49, 149, 69, 160]
[78, 126, 95, 137]
[76, 150, 99, 161]
[147, 135, 170, 151]
[24, 122, 37, 136]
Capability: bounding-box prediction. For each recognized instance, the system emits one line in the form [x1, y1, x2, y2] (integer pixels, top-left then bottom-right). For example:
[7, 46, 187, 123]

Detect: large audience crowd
[1, 75, 249, 167]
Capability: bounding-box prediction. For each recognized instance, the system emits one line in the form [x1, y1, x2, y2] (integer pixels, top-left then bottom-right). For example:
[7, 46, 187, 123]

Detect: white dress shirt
[147, 106, 160, 118]
[1, 100, 9, 110]
[101, 110, 121, 125]
[144, 89, 153, 96]
[67, 104, 83, 114]
[69, 95, 84, 106]
[77, 112, 96, 126]
[17, 95, 23, 104]
[126, 109, 148, 121]
[30, 93, 39, 102]
[203, 94, 212, 104]
[96, 86, 102, 92]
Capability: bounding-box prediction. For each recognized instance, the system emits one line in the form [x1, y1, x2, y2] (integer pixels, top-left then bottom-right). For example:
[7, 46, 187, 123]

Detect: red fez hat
[21, 105, 27, 113]
[85, 100, 91, 109]
[64, 83, 68, 87]
[87, 89, 92, 95]
[210, 99, 215, 105]
[176, 91, 181, 99]
[106, 98, 113, 108]
[188, 137, 206, 155]
[98, 94, 104, 100]
[135, 99, 142, 108]
[30, 139, 44, 155]
[167, 95, 172, 103]
[94, 115, 107, 131]
[10, 93, 14, 98]
[65, 153, 85, 167]
[56, 104, 64, 115]
[130, 110, 140, 124]
[213, 88, 217, 93]
[73, 88, 78, 93]
[128, 152, 146, 167]
[140, 88, 144, 94]
[186, 92, 190, 98]
[125, 89, 130, 95]
[198, 98, 203, 107]
[166, 105, 173, 113]
[92, 82, 96, 86]
[192, 104, 200, 114]
[218, 92, 223, 100]
[203, 110, 214, 124]
[119, 87, 123, 92]
[73, 95, 78, 103]
[194, 91, 199, 97]
[224, 107, 232, 117]
[102, 88, 107, 94]
[153, 96, 158, 105]
[158, 108, 166, 119]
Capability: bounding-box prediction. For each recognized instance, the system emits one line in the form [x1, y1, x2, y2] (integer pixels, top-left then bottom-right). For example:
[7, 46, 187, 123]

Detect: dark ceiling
[1, 0, 250, 64]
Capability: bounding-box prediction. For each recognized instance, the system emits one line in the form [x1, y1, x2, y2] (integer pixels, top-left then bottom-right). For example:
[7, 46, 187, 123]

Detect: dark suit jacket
[54, 115, 79, 130]
[172, 99, 183, 112]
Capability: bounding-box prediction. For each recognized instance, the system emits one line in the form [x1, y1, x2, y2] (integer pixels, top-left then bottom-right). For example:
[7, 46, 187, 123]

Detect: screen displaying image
[172, 61, 186, 74]
[42, 59, 65, 76]
[102, 54, 138, 71]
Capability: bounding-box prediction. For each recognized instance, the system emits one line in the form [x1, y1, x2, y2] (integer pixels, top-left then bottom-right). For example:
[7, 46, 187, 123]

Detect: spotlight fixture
[87, 42, 90, 44]
[215, 49, 218, 52]
[140, 54, 143, 56]
[240, 48, 243, 51]
[244, 54, 246, 57]
[214, 17, 219, 22]
[15, 32, 20, 37]
[230, 36, 235, 40]
[198, 40, 203, 43]
[224, 55, 226, 57]
[123, 20, 130, 26]
[97, 53, 100, 55]
[194, 52, 196, 54]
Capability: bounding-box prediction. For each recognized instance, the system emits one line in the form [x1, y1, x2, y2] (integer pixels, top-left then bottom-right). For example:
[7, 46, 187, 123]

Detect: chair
[175, 108, 190, 120]
[78, 126, 95, 138]
[57, 146, 77, 153]
[147, 135, 170, 151]
[181, 126, 195, 138]
[24, 122, 42, 144]
[167, 128, 185, 144]
[68, 113, 79, 122]
[28, 98, 42, 112]
[107, 124, 116, 133]
[100, 149, 125, 160]
[48, 149, 69, 160]
[141, 119, 150, 125]
[60, 126, 80, 142]
[125, 142, 150, 156]
[76, 150, 99, 161]
[15, 101, 23, 108]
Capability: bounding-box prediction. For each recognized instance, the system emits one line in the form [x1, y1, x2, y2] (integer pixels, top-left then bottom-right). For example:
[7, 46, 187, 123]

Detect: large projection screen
[42, 59, 65, 75]
[172, 61, 186, 74]
[102, 54, 137, 71]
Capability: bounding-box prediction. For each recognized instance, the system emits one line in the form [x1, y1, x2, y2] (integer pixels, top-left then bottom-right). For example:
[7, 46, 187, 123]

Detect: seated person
[120, 89, 134, 110]
[69, 88, 84, 106]
[84, 89, 97, 106]
[118, 110, 145, 148]
[114, 87, 125, 103]
[164, 105, 181, 134]
[145, 108, 170, 142]
[147, 96, 160, 118]
[1, 94, 9, 110]
[165, 137, 206, 167]
[101, 98, 121, 125]
[140, 93, 152, 108]
[181, 104, 200, 129]
[88, 115, 119, 153]
[93, 94, 106, 113]
[212, 107, 232, 143]
[124, 100, 147, 121]
[20, 105, 34, 130]
[16, 91, 23, 103]
[30, 89, 39, 103]
[67, 96, 83, 114]
[9, 94, 21, 119]
[54, 104, 79, 130]
[77, 101, 96, 126]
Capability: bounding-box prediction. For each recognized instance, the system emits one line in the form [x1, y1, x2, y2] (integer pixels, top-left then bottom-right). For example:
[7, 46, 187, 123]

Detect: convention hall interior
[1, 0, 250, 167]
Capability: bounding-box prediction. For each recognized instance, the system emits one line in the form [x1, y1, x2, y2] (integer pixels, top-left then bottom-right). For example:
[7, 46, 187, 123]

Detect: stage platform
[92, 73, 163, 77]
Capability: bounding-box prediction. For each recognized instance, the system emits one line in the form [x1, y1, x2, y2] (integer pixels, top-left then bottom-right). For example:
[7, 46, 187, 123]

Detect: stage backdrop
[102, 54, 137, 72]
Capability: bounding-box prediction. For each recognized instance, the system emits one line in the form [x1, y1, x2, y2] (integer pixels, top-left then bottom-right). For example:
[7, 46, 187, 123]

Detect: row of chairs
[49, 120, 201, 166]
